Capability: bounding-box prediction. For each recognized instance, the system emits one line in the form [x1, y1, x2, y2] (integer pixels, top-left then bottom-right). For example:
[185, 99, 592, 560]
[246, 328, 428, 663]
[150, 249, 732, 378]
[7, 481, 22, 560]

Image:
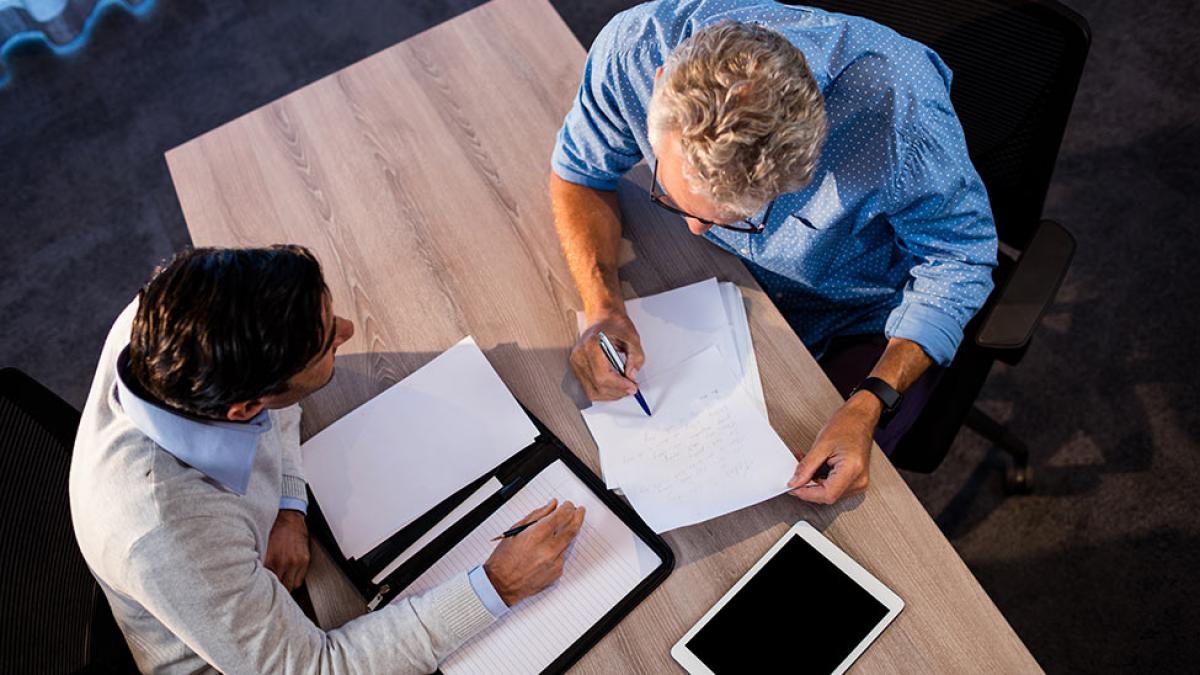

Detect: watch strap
[852, 376, 902, 425]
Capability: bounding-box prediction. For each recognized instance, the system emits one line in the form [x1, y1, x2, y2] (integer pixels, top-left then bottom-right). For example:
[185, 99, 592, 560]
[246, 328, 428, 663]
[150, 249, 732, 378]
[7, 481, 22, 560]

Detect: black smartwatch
[851, 376, 902, 426]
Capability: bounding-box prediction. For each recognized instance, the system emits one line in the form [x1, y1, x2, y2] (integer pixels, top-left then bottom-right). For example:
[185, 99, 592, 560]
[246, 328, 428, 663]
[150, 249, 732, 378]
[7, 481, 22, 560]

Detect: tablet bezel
[670, 520, 904, 675]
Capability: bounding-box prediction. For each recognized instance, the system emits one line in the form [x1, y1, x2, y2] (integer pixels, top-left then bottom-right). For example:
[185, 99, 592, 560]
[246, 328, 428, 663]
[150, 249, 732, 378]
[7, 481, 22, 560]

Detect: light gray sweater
[69, 302, 495, 674]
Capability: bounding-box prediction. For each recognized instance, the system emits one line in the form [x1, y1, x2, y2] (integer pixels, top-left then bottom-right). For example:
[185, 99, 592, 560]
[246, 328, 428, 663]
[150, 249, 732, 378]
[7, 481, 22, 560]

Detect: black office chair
[0, 368, 136, 673]
[799, 0, 1091, 492]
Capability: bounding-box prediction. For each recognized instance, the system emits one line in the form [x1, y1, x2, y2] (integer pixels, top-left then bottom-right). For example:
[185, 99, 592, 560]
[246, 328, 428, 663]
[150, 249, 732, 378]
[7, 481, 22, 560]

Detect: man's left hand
[787, 393, 879, 504]
[265, 509, 310, 591]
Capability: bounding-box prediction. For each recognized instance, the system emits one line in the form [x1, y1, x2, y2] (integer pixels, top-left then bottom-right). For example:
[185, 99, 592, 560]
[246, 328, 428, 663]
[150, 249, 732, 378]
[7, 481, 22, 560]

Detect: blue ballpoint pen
[596, 331, 652, 416]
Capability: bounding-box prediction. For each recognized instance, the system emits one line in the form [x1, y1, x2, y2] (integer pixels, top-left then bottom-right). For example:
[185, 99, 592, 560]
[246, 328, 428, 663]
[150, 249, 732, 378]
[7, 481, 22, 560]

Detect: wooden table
[165, 0, 1040, 671]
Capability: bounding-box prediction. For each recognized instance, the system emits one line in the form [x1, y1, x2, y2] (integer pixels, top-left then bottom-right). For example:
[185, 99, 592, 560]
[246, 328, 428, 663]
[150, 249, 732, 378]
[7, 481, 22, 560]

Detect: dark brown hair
[129, 245, 329, 419]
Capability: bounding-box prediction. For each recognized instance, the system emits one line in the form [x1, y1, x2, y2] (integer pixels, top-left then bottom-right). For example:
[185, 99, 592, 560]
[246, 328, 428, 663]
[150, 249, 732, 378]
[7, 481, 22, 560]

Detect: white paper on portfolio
[301, 336, 538, 559]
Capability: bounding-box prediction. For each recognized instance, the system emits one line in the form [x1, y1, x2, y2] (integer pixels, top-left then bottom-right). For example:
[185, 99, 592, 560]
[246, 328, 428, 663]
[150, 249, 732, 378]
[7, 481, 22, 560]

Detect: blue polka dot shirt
[551, 0, 998, 366]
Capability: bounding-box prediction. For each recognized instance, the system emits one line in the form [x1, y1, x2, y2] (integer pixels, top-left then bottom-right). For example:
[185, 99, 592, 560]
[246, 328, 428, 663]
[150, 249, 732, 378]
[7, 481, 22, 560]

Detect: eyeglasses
[649, 159, 773, 234]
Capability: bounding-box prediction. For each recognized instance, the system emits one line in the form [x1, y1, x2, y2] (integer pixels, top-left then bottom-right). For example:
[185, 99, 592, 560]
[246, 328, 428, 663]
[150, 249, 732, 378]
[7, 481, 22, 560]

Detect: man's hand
[483, 499, 586, 607]
[571, 312, 645, 401]
[787, 392, 880, 504]
[265, 509, 310, 591]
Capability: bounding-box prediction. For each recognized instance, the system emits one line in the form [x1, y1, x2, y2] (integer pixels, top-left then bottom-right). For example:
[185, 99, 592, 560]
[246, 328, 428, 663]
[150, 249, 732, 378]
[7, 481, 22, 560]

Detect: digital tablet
[671, 521, 903, 674]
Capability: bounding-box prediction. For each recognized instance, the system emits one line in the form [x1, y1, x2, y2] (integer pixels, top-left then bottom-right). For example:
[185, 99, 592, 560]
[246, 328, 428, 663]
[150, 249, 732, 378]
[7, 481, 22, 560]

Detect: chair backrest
[801, 0, 1091, 249]
[0, 368, 95, 673]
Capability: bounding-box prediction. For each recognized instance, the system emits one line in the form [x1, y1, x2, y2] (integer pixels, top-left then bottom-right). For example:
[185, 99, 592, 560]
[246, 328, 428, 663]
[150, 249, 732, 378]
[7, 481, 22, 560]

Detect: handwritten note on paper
[401, 460, 661, 675]
[582, 345, 798, 533]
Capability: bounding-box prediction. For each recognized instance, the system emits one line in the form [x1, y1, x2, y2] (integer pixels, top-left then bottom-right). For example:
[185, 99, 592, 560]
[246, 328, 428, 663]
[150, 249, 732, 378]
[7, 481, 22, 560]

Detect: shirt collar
[114, 347, 272, 494]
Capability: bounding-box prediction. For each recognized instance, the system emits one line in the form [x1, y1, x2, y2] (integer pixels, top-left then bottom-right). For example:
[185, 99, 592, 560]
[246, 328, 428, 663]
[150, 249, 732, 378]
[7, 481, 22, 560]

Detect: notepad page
[402, 460, 661, 675]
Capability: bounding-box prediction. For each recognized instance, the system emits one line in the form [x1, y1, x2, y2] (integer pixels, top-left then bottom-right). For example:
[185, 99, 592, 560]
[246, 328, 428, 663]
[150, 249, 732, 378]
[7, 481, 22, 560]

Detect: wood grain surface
[165, 0, 1040, 671]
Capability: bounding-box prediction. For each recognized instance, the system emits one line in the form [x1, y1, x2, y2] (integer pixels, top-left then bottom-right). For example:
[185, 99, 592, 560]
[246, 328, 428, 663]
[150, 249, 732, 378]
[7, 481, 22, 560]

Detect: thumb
[789, 449, 830, 488]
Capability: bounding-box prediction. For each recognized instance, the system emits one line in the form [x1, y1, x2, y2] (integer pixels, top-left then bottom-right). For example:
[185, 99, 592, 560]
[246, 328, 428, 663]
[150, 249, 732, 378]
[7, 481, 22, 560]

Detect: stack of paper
[301, 337, 538, 559]
[577, 278, 765, 416]
[578, 279, 798, 533]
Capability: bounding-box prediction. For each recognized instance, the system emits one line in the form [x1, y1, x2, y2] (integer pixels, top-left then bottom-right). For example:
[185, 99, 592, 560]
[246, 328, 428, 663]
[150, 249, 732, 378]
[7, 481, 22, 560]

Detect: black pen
[491, 519, 540, 541]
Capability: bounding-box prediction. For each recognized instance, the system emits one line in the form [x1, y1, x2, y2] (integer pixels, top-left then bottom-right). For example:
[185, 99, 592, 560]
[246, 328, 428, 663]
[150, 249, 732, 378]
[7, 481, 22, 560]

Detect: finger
[589, 369, 637, 400]
[554, 506, 586, 545]
[817, 461, 858, 503]
[295, 558, 310, 588]
[589, 345, 638, 397]
[576, 369, 600, 401]
[532, 501, 577, 536]
[570, 351, 601, 400]
[512, 499, 558, 528]
[295, 554, 311, 582]
[606, 324, 645, 379]
[788, 446, 831, 488]
[517, 502, 574, 542]
[591, 382, 631, 400]
[847, 472, 870, 496]
[285, 566, 301, 591]
[790, 482, 832, 504]
[621, 338, 645, 381]
[276, 562, 292, 590]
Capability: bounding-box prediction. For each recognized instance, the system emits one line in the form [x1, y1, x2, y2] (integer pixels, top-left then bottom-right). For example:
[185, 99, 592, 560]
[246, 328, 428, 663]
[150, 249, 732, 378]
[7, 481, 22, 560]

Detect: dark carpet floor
[2, 1, 1197, 672]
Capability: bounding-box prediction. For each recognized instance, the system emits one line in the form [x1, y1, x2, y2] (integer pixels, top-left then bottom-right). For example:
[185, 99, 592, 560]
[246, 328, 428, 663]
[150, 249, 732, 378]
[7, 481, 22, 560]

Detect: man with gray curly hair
[551, 1, 997, 505]
[646, 21, 827, 219]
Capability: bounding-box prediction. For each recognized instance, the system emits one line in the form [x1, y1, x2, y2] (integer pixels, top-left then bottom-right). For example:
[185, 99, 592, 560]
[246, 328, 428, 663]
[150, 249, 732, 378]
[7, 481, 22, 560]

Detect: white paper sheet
[575, 278, 737, 383]
[576, 278, 767, 484]
[719, 281, 766, 417]
[402, 460, 661, 675]
[582, 346, 797, 533]
[371, 477, 503, 585]
[301, 337, 538, 559]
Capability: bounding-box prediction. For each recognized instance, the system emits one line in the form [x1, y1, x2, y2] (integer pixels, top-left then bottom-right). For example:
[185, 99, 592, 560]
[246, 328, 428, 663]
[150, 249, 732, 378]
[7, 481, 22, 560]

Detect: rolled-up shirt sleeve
[550, 16, 644, 191]
[883, 94, 998, 366]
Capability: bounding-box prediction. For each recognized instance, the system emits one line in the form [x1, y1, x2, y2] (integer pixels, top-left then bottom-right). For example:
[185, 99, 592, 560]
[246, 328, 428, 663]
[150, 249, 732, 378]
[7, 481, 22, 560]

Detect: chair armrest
[975, 219, 1076, 353]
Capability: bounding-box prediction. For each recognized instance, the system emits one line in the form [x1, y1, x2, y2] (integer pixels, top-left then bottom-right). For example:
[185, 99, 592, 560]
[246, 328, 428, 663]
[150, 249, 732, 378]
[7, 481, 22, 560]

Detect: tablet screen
[685, 533, 889, 673]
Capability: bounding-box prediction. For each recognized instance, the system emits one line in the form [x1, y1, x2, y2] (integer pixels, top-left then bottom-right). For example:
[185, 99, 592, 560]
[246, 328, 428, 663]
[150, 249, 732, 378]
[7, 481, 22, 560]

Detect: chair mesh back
[0, 369, 94, 673]
[801, 0, 1090, 248]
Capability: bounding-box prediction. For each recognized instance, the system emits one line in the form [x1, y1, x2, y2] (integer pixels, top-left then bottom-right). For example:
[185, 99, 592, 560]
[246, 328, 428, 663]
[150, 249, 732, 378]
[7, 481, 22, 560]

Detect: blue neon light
[0, 0, 157, 87]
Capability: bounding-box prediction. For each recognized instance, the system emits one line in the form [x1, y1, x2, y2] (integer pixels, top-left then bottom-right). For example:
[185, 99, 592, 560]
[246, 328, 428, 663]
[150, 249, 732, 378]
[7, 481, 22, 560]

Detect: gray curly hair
[648, 21, 827, 217]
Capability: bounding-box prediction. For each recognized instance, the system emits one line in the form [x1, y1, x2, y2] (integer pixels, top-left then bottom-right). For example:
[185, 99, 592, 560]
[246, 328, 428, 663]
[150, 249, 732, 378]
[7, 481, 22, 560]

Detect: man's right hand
[483, 499, 586, 607]
[571, 312, 645, 401]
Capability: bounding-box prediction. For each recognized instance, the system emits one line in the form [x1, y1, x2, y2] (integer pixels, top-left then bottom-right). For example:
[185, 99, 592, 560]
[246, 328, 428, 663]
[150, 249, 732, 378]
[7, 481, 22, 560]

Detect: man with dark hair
[70, 245, 585, 673]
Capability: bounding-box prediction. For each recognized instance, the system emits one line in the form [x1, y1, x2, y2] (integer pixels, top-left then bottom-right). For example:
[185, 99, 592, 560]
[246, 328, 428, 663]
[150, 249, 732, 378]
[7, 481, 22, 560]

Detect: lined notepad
[402, 460, 661, 674]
